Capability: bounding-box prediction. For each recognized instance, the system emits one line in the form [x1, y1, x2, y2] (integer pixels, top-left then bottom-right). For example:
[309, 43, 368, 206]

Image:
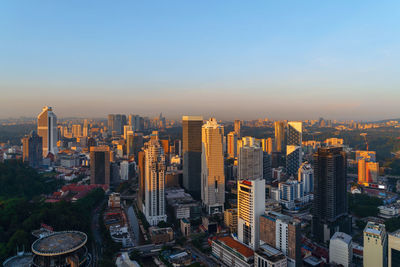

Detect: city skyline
[1, 1, 400, 120]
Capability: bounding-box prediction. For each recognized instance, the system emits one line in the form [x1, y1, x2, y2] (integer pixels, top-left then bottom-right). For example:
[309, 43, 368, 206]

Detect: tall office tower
[263, 152, 272, 183]
[237, 179, 265, 250]
[329, 232, 353, 267]
[132, 132, 144, 160]
[201, 118, 225, 214]
[22, 131, 43, 168]
[108, 114, 126, 135]
[388, 229, 400, 267]
[274, 121, 285, 153]
[227, 131, 238, 158]
[72, 124, 82, 138]
[173, 139, 181, 156]
[238, 143, 263, 180]
[234, 120, 242, 138]
[182, 116, 203, 199]
[126, 131, 134, 157]
[363, 222, 387, 267]
[259, 211, 302, 267]
[37, 106, 58, 157]
[356, 150, 379, 184]
[143, 132, 167, 226]
[261, 138, 273, 154]
[123, 125, 133, 140]
[82, 119, 89, 137]
[90, 146, 111, 185]
[298, 162, 313, 194]
[137, 150, 146, 212]
[286, 121, 302, 177]
[312, 147, 350, 243]
[286, 146, 302, 177]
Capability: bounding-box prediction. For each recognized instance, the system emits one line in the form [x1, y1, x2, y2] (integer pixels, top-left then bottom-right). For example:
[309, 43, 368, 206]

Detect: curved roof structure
[31, 231, 87, 256]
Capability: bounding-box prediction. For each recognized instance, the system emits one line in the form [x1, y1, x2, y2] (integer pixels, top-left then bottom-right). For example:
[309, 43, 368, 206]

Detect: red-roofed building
[211, 236, 254, 267]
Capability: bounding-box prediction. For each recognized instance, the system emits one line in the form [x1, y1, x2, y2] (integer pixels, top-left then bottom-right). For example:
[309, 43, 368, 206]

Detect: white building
[144, 132, 167, 226]
[329, 232, 352, 267]
[212, 236, 254, 267]
[254, 244, 287, 267]
[238, 144, 263, 180]
[278, 179, 308, 210]
[201, 118, 225, 214]
[298, 162, 313, 194]
[120, 160, 130, 181]
[37, 106, 58, 157]
[237, 178, 265, 250]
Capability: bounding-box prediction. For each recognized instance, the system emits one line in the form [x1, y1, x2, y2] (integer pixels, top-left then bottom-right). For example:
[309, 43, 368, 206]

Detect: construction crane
[360, 133, 368, 151]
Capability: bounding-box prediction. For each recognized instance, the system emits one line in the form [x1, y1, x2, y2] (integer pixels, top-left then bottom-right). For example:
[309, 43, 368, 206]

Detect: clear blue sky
[1, 0, 399, 120]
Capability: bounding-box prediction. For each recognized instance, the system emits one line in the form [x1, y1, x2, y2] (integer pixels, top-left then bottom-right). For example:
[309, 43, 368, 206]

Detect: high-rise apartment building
[263, 152, 272, 183]
[286, 121, 302, 177]
[72, 124, 82, 138]
[22, 131, 43, 168]
[234, 119, 242, 138]
[90, 146, 111, 185]
[261, 138, 273, 154]
[388, 229, 400, 267]
[123, 125, 133, 140]
[259, 211, 301, 267]
[82, 119, 89, 137]
[108, 114, 126, 135]
[143, 132, 167, 226]
[329, 232, 353, 267]
[201, 118, 225, 214]
[312, 147, 350, 243]
[182, 116, 203, 199]
[238, 144, 263, 180]
[298, 162, 313, 194]
[357, 150, 379, 184]
[363, 221, 387, 267]
[237, 179, 265, 250]
[37, 106, 58, 157]
[227, 131, 238, 158]
[274, 121, 285, 153]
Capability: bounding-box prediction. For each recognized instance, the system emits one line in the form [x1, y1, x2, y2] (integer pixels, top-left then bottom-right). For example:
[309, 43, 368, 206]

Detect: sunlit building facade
[37, 106, 58, 157]
[201, 118, 225, 214]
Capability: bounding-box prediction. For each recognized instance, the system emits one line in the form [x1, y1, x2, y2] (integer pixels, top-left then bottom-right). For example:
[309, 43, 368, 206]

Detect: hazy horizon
[1, 1, 400, 120]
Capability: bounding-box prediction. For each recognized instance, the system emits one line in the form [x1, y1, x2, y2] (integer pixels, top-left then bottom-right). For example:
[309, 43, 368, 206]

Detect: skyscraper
[182, 116, 203, 199]
[82, 119, 89, 137]
[72, 124, 82, 138]
[22, 131, 43, 168]
[144, 132, 167, 226]
[357, 150, 379, 184]
[238, 143, 263, 180]
[263, 152, 272, 183]
[37, 106, 58, 157]
[261, 138, 273, 154]
[227, 131, 238, 158]
[274, 121, 284, 153]
[90, 146, 111, 185]
[126, 131, 134, 157]
[286, 121, 302, 177]
[108, 114, 126, 135]
[201, 118, 225, 214]
[234, 119, 242, 138]
[388, 229, 400, 267]
[237, 179, 265, 250]
[312, 147, 350, 243]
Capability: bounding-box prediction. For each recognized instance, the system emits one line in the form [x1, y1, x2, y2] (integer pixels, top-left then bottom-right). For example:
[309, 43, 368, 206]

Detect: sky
[1, 0, 400, 121]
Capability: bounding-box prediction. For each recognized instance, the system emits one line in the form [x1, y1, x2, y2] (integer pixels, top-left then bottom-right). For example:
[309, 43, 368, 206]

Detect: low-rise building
[254, 244, 287, 267]
[211, 236, 254, 267]
[149, 227, 174, 244]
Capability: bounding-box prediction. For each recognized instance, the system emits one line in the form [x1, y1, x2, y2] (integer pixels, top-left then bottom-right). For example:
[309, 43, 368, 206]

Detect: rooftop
[364, 221, 385, 236]
[214, 236, 254, 258]
[31, 231, 87, 256]
[331, 232, 352, 244]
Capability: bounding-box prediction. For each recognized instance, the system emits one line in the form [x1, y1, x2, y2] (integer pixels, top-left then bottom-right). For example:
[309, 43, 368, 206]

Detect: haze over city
[1, 0, 400, 120]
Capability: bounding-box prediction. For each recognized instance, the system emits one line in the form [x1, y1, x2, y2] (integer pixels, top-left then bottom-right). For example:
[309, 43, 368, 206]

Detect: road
[186, 243, 220, 267]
